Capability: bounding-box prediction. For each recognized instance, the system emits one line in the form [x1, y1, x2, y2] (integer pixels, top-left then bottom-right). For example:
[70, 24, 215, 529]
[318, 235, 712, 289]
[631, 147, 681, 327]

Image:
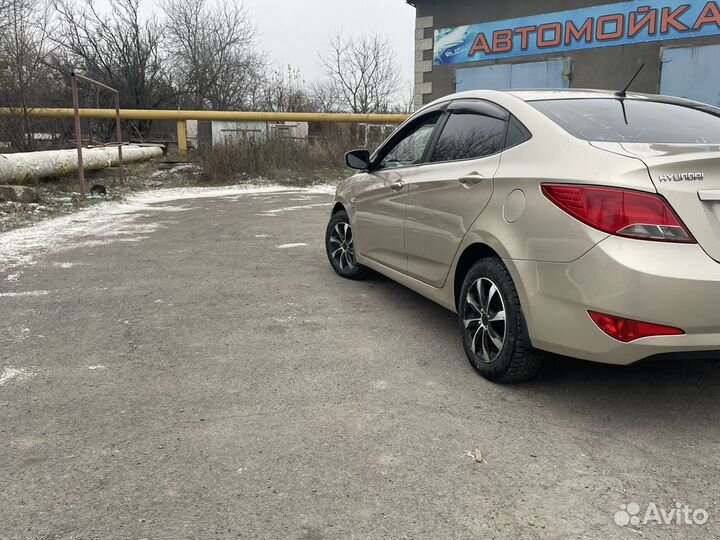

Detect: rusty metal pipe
[69, 71, 125, 194]
[114, 93, 124, 184]
[70, 72, 118, 95]
[70, 73, 86, 197]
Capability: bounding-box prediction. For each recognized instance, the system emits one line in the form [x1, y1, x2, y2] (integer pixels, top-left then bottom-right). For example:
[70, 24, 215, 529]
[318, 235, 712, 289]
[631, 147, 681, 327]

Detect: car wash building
[408, 0, 720, 108]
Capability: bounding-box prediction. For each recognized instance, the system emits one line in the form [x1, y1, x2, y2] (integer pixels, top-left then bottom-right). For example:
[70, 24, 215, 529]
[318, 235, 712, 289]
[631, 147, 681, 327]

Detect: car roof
[452, 88, 665, 102]
[423, 88, 635, 107]
[508, 89, 630, 101]
[508, 89, 720, 113]
[422, 88, 719, 113]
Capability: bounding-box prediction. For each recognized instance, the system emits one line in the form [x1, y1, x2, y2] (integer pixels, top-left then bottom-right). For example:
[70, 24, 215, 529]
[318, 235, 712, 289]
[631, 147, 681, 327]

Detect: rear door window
[430, 112, 506, 162]
[505, 116, 532, 148]
[531, 98, 720, 143]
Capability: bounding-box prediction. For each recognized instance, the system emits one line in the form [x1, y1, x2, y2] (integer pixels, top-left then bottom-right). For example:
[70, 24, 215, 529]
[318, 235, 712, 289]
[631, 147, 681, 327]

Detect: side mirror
[345, 149, 371, 170]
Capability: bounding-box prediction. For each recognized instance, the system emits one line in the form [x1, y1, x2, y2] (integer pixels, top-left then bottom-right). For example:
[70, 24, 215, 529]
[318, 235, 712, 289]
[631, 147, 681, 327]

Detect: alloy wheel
[329, 221, 355, 271]
[463, 277, 507, 364]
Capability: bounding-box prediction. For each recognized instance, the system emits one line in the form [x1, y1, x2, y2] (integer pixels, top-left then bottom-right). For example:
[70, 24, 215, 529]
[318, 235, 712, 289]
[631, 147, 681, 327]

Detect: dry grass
[1, 133, 388, 232]
[196, 135, 381, 185]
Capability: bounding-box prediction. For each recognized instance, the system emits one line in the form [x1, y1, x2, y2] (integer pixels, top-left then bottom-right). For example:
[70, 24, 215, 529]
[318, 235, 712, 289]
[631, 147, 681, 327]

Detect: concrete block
[416, 16, 434, 30]
[415, 82, 433, 96]
[417, 60, 433, 73]
[416, 38, 433, 51]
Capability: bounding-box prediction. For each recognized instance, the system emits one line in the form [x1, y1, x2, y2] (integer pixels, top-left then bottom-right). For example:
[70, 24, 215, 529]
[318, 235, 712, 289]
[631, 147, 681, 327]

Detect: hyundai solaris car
[325, 89, 720, 382]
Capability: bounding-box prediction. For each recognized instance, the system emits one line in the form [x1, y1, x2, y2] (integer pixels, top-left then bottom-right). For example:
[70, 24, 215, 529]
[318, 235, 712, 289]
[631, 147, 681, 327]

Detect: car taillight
[588, 311, 685, 342]
[541, 184, 695, 243]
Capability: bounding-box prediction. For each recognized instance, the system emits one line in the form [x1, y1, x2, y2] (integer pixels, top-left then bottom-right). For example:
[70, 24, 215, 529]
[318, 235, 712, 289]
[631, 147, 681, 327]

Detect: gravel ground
[1, 187, 719, 540]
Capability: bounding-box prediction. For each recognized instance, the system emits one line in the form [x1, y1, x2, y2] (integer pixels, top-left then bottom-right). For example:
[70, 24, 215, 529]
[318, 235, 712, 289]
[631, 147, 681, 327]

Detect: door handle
[459, 172, 484, 186]
[389, 180, 405, 192]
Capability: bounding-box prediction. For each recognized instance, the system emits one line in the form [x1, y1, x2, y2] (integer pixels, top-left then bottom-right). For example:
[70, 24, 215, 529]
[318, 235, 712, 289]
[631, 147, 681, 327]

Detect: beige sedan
[326, 89, 720, 382]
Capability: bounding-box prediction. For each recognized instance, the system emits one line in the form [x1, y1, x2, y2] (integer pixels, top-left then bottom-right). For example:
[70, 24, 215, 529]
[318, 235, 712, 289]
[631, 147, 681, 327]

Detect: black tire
[325, 210, 368, 280]
[458, 257, 542, 383]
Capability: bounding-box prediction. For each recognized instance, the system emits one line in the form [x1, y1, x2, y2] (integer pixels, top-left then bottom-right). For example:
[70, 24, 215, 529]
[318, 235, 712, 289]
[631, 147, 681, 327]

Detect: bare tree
[52, 0, 173, 136]
[258, 65, 315, 113]
[319, 32, 402, 114]
[0, 0, 55, 151]
[0, 0, 11, 31]
[163, 0, 263, 110]
[309, 79, 342, 113]
[393, 81, 414, 114]
[205, 48, 266, 111]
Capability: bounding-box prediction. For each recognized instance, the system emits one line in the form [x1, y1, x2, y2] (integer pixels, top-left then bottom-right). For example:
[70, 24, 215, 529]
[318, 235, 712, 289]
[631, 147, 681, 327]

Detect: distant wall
[412, 0, 720, 106]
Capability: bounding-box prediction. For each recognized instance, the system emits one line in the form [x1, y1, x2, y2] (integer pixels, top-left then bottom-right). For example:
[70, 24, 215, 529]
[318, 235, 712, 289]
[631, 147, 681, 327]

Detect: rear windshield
[530, 98, 720, 144]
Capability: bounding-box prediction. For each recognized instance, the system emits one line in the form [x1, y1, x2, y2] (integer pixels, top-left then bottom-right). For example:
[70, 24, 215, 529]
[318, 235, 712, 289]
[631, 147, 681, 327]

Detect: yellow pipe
[0, 107, 409, 124]
[177, 120, 187, 155]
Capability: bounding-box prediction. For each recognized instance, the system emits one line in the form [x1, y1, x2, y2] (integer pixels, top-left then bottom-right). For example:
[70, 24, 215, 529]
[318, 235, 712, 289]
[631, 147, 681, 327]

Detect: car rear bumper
[509, 237, 720, 365]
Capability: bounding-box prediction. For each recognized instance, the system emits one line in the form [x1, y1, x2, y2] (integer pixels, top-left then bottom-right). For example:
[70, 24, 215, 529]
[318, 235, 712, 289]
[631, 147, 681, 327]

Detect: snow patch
[0, 184, 333, 273]
[0, 290, 49, 297]
[260, 202, 332, 215]
[305, 184, 338, 195]
[0, 367, 36, 386]
[1, 327, 30, 343]
[277, 243, 308, 249]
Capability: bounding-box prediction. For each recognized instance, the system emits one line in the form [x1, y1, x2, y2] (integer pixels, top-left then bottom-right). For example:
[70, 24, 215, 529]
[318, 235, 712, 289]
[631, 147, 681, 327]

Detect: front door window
[378, 114, 440, 170]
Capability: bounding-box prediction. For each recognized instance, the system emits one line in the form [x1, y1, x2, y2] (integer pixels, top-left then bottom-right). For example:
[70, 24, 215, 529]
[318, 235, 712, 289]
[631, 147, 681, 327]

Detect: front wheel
[458, 258, 542, 382]
[325, 210, 368, 280]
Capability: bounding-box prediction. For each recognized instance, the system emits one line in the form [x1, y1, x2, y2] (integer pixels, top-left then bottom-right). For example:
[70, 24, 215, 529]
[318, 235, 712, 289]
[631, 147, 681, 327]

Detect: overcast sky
[243, 0, 416, 84]
[97, 0, 417, 86]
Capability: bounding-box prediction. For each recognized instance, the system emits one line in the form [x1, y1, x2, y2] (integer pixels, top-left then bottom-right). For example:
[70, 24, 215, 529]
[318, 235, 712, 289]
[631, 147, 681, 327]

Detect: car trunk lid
[591, 142, 720, 262]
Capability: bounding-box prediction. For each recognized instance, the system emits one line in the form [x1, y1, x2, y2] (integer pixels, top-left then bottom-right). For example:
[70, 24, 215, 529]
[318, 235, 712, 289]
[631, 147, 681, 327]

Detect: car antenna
[615, 63, 645, 98]
[615, 63, 645, 125]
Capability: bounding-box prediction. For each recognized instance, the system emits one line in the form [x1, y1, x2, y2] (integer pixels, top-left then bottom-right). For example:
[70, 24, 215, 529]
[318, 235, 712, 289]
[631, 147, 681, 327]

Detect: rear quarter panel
[468, 96, 660, 263]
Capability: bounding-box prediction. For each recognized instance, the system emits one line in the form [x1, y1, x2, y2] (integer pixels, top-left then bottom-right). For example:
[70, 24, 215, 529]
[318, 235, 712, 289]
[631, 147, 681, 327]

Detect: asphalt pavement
[1, 187, 719, 540]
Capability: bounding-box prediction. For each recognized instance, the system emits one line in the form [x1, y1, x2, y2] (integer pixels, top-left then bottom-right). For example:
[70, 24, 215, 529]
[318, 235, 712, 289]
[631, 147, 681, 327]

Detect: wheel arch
[453, 243, 500, 310]
[331, 202, 346, 215]
[452, 242, 536, 348]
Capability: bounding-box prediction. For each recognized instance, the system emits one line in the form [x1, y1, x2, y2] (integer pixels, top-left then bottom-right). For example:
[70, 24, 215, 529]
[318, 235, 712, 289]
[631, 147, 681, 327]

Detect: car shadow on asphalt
[518, 353, 720, 435]
[360, 271, 720, 413]
[533, 352, 720, 402]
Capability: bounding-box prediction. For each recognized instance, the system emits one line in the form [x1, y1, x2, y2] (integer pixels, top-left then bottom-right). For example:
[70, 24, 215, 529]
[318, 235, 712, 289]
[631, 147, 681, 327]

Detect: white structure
[211, 121, 309, 146]
[212, 121, 267, 145]
[357, 123, 397, 147]
[269, 122, 309, 140]
[186, 120, 199, 149]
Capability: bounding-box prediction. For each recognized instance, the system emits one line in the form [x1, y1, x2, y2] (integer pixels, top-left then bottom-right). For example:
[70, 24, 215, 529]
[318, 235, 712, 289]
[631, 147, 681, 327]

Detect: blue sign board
[434, 0, 720, 65]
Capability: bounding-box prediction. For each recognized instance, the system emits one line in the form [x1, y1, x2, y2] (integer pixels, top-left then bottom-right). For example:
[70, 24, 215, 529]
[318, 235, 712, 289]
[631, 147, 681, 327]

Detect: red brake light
[541, 184, 695, 243]
[588, 311, 685, 342]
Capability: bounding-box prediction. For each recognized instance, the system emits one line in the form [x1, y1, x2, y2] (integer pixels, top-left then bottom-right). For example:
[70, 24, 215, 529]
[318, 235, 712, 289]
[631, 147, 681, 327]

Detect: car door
[353, 110, 444, 273]
[403, 100, 510, 287]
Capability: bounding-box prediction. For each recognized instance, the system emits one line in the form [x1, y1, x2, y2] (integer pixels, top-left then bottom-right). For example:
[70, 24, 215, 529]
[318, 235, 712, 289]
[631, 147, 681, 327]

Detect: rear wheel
[325, 210, 368, 280]
[458, 258, 542, 382]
